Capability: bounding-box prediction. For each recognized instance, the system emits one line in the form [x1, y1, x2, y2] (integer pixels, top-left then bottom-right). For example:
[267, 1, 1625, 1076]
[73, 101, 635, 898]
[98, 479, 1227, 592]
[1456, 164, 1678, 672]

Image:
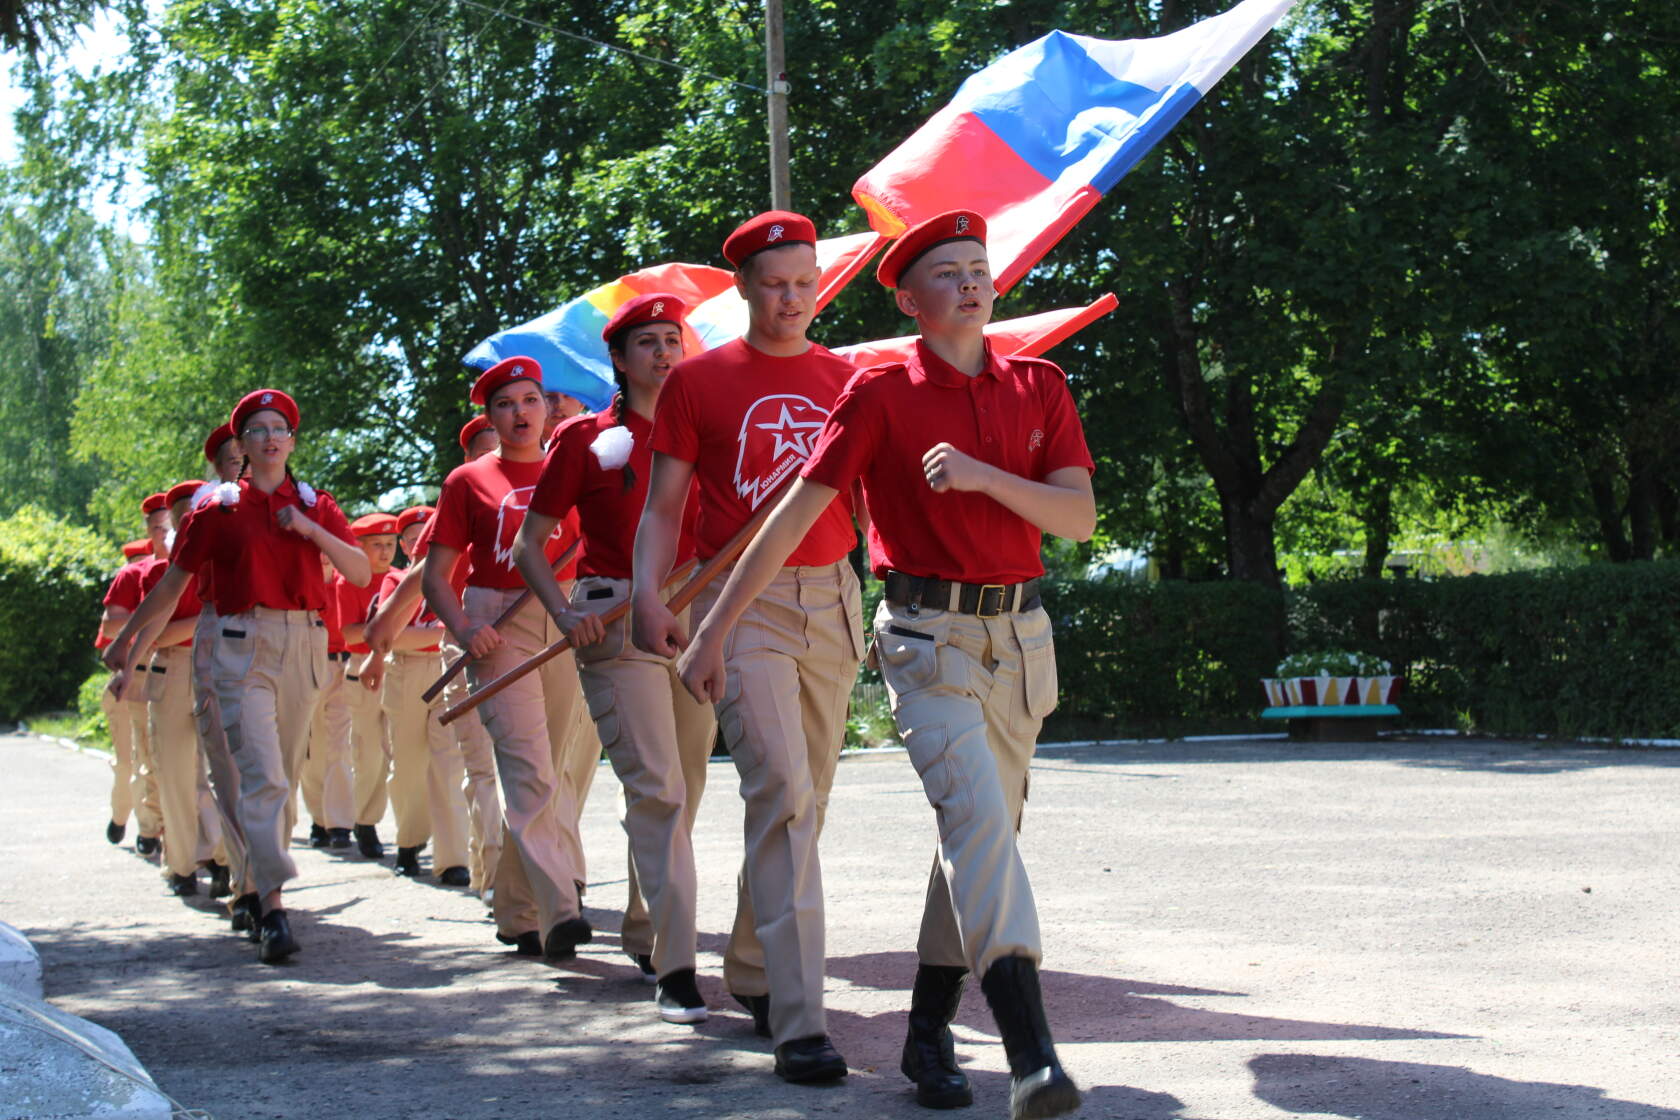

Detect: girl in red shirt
[422, 358, 594, 959]
[514, 294, 730, 1025]
[106, 389, 370, 965]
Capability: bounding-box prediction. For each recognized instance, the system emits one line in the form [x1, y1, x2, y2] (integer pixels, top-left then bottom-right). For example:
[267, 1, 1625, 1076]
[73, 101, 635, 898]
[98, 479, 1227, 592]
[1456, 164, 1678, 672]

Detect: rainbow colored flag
[852, 0, 1294, 293]
[463, 235, 888, 411]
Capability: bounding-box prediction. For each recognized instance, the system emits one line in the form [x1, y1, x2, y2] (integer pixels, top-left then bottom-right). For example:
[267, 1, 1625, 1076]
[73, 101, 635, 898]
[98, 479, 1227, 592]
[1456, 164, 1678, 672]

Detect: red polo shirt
[802, 341, 1093, 586]
[96, 560, 152, 649]
[430, 453, 579, 590]
[172, 479, 357, 615]
[138, 557, 203, 646]
[376, 566, 441, 652]
[530, 409, 700, 580]
[331, 572, 379, 654]
[649, 337, 857, 567]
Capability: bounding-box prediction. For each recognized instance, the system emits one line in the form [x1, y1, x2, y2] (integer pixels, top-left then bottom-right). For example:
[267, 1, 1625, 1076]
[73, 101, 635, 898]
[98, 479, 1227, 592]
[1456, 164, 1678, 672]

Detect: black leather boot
[354, 823, 384, 859]
[206, 862, 232, 900]
[230, 892, 261, 938]
[257, 908, 299, 964]
[979, 956, 1081, 1120]
[901, 964, 973, 1109]
[394, 846, 422, 877]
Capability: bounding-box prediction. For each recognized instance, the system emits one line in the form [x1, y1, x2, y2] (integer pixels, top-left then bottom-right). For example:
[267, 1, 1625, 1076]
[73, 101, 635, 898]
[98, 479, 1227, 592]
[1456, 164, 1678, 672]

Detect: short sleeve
[648, 367, 700, 463]
[801, 373, 881, 493]
[429, 466, 475, 554]
[530, 427, 586, 519]
[312, 492, 356, 547]
[103, 566, 143, 610]
[171, 504, 213, 577]
[1035, 370, 1094, 476]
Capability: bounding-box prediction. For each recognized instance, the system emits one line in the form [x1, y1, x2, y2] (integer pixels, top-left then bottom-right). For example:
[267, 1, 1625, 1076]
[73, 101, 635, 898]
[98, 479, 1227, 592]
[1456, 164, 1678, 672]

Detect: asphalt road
[4, 730, 1678, 1119]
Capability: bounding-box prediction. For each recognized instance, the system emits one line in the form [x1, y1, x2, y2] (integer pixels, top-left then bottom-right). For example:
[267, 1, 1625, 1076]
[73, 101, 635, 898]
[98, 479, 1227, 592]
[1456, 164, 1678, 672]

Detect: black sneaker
[394, 846, 422, 877]
[733, 992, 772, 1038]
[206, 862, 232, 900]
[628, 952, 657, 984]
[308, 824, 329, 848]
[327, 827, 352, 850]
[543, 916, 592, 960]
[106, 820, 125, 845]
[168, 872, 198, 897]
[774, 1035, 848, 1083]
[655, 968, 708, 1024]
[353, 823, 384, 859]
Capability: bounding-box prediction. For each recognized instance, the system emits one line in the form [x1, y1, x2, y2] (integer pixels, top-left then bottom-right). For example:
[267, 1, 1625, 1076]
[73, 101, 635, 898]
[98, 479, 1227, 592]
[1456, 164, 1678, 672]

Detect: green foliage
[0, 505, 113, 720]
[1273, 650, 1392, 677]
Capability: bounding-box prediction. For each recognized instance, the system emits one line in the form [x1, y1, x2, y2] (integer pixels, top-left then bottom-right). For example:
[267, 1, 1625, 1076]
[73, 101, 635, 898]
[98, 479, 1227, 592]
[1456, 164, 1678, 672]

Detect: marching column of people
[86, 205, 1086, 1120]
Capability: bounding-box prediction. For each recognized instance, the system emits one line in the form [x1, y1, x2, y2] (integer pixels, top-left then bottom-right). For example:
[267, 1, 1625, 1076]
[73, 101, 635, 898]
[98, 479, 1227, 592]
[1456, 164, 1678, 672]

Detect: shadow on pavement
[824, 950, 1463, 1046]
[1250, 1054, 1680, 1119]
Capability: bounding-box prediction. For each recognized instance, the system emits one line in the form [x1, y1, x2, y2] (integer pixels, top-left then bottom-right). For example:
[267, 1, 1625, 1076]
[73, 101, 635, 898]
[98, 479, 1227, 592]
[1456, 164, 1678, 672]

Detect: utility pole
[765, 0, 791, 210]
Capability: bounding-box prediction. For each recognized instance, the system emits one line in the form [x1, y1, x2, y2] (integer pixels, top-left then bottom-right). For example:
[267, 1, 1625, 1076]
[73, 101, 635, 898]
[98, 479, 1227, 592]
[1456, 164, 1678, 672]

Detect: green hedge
[1037, 562, 1680, 741]
[0, 507, 112, 721]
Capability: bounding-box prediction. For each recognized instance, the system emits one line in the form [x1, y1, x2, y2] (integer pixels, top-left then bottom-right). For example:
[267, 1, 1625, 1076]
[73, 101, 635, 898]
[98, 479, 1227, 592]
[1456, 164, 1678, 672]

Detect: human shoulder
[998, 352, 1069, 383]
[552, 410, 610, 451]
[667, 338, 746, 383]
[804, 341, 862, 375]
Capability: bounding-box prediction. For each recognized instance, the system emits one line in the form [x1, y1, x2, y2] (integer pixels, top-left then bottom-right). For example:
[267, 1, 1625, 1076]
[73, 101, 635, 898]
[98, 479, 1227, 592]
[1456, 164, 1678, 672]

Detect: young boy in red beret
[633, 210, 865, 1082]
[678, 211, 1092, 1119]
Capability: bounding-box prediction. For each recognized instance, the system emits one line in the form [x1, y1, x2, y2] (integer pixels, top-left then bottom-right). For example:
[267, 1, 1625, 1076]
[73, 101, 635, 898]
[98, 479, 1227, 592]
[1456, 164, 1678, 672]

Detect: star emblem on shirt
[755, 403, 824, 461]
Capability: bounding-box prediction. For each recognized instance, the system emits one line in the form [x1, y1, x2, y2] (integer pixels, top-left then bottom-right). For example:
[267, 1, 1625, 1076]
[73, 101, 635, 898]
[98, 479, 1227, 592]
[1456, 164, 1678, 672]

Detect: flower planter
[1262, 674, 1403, 708]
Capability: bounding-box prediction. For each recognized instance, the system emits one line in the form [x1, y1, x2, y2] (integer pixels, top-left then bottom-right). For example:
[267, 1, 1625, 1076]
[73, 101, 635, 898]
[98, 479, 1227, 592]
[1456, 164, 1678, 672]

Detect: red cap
[470, 356, 542, 406]
[121, 538, 152, 559]
[231, 389, 300, 436]
[875, 209, 988, 289]
[458, 414, 493, 451]
[396, 506, 433, 534]
[350, 513, 400, 538]
[602, 292, 687, 344]
[203, 422, 235, 462]
[140, 492, 168, 515]
[165, 480, 206, 508]
[722, 210, 817, 269]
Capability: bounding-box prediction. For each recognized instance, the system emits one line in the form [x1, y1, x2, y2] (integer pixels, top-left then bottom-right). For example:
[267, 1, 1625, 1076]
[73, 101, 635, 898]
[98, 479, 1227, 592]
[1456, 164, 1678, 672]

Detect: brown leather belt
[882, 570, 1041, 617]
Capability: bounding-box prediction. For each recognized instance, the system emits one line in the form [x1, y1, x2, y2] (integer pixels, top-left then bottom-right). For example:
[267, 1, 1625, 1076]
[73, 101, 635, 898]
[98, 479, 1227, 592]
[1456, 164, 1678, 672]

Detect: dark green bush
[1029, 562, 1680, 741]
[0, 507, 113, 721]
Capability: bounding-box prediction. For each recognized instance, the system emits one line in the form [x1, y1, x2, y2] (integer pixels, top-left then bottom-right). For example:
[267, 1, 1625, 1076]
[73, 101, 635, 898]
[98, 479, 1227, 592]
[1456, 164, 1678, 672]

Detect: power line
[453, 0, 768, 94]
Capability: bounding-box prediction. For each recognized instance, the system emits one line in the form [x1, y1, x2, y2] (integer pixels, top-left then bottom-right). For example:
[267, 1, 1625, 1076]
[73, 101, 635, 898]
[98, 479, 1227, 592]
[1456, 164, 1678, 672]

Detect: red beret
[231, 389, 300, 436]
[396, 506, 433, 534]
[470, 356, 542, 406]
[166, 480, 206, 508]
[458, 414, 493, 452]
[602, 292, 688, 344]
[140, 492, 168, 515]
[203, 422, 235, 462]
[876, 209, 988, 289]
[121, 539, 152, 559]
[350, 513, 400, 538]
[722, 210, 817, 269]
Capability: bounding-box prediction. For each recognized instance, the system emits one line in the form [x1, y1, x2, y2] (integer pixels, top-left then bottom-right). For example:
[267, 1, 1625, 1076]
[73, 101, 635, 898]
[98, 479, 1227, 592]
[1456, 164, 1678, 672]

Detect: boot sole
[1013, 1069, 1081, 1120]
[258, 937, 299, 965]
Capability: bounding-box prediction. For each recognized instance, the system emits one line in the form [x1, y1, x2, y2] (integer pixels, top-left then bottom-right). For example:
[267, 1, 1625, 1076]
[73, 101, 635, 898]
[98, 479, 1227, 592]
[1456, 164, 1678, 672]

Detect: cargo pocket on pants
[584, 680, 621, 752]
[903, 722, 971, 830]
[1013, 609, 1059, 731]
[875, 614, 950, 700]
[717, 668, 754, 772]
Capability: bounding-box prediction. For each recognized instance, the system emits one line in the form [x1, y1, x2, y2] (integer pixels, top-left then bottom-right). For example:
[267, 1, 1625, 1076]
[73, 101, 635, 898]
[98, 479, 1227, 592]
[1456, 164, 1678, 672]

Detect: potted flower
[1263, 650, 1403, 709]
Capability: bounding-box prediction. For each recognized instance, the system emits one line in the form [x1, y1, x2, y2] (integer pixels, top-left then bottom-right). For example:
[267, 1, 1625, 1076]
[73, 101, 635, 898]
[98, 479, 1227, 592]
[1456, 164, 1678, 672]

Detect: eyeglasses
[241, 425, 294, 441]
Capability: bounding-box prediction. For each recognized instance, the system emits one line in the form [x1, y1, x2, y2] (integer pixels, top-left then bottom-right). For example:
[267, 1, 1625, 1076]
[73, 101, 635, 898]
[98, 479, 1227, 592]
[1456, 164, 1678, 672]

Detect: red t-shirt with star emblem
[649, 337, 856, 566]
[802, 341, 1093, 585]
[172, 479, 356, 615]
[429, 453, 580, 590]
[530, 407, 700, 580]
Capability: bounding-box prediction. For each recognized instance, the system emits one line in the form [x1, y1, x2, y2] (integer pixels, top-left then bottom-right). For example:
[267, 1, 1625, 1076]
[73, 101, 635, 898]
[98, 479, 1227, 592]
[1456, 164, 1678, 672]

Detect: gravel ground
[4, 729, 1679, 1120]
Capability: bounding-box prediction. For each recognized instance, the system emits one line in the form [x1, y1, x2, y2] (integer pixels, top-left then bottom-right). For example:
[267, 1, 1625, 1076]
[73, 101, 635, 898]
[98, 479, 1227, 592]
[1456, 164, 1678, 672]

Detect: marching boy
[678, 210, 1091, 1120]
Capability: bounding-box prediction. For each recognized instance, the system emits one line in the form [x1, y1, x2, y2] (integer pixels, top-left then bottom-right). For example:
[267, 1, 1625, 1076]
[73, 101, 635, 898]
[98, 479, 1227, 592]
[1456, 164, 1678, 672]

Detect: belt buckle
[976, 584, 1005, 617]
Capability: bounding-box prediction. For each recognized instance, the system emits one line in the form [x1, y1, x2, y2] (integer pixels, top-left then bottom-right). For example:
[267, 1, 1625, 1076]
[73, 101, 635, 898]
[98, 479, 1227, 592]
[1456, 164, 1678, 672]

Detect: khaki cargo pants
[872, 599, 1058, 976]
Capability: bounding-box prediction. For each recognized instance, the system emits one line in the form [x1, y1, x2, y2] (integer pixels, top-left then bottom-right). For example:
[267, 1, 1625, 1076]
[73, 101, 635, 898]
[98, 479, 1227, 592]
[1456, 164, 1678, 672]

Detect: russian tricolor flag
[853, 0, 1296, 293]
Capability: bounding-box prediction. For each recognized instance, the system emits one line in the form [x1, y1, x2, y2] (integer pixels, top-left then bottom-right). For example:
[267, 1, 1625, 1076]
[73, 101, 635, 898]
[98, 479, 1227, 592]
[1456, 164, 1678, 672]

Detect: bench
[1260, 703, 1401, 741]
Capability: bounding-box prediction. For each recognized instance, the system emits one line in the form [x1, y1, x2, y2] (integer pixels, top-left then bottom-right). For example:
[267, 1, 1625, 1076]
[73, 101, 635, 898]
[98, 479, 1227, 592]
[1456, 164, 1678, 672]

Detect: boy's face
[360, 533, 398, 574]
[895, 240, 994, 332]
[735, 244, 820, 345]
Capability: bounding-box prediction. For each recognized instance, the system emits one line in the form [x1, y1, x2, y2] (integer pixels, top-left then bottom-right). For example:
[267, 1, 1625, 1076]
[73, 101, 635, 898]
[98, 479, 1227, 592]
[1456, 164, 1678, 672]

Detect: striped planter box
[1261, 675, 1403, 708]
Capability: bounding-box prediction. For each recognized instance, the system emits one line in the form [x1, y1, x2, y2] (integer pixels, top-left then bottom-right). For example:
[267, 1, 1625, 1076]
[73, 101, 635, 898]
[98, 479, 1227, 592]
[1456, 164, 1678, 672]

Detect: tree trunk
[1361, 487, 1393, 579]
[1627, 444, 1658, 561]
[1585, 459, 1632, 562]
[1221, 492, 1280, 585]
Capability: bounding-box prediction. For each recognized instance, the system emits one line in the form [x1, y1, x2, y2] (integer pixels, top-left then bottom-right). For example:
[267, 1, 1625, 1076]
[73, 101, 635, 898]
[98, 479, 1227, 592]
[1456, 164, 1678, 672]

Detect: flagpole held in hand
[419, 537, 581, 704]
[439, 478, 793, 727]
